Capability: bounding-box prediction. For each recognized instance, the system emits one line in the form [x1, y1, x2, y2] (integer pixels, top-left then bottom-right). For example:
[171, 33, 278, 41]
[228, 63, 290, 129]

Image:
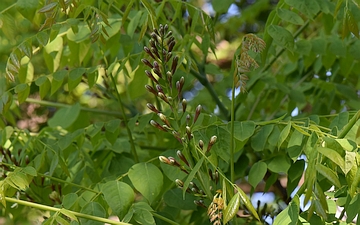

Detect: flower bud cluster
[159, 152, 189, 174]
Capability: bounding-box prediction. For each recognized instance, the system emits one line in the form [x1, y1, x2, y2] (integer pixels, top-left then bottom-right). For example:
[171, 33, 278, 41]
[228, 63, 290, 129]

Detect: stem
[24, 98, 124, 118]
[108, 74, 139, 163]
[0, 3, 16, 14]
[230, 71, 237, 184]
[4, 197, 130, 225]
[338, 110, 360, 138]
[152, 212, 180, 225]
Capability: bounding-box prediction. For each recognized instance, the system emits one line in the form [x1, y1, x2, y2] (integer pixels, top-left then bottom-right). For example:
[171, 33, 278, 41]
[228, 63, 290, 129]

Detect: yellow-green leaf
[223, 193, 241, 224]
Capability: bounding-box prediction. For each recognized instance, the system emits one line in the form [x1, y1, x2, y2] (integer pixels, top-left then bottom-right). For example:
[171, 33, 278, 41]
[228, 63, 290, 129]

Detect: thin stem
[0, 3, 16, 14]
[24, 98, 124, 118]
[4, 197, 129, 225]
[108, 74, 139, 163]
[230, 70, 237, 184]
[152, 212, 180, 225]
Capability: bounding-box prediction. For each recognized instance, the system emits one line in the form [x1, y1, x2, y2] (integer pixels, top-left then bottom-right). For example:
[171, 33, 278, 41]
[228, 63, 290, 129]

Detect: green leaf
[278, 122, 292, 148]
[277, 8, 304, 25]
[16, 0, 38, 21]
[235, 186, 260, 221]
[274, 195, 300, 225]
[229, 121, 255, 142]
[346, 193, 360, 222]
[212, 0, 233, 13]
[79, 202, 106, 225]
[128, 163, 163, 204]
[295, 39, 312, 56]
[101, 181, 134, 218]
[251, 125, 274, 151]
[127, 11, 143, 38]
[182, 157, 204, 199]
[267, 155, 291, 173]
[19, 40, 33, 58]
[284, 0, 320, 17]
[163, 188, 197, 210]
[15, 83, 30, 103]
[48, 103, 81, 128]
[316, 164, 341, 188]
[22, 166, 37, 176]
[267, 25, 294, 50]
[345, 8, 359, 38]
[38, 2, 58, 13]
[317, 147, 346, 174]
[133, 202, 155, 225]
[336, 138, 357, 151]
[68, 68, 86, 91]
[35, 76, 50, 99]
[248, 161, 267, 188]
[223, 192, 241, 224]
[51, 70, 67, 95]
[62, 193, 78, 209]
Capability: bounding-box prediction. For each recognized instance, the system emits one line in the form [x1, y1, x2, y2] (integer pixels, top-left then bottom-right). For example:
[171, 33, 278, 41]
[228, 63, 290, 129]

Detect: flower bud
[194, 105, 202, 124]
[159, 156, 170, 164]
[165, 30, 172, 38]
[182, 99, 187, 112]
[153, 67, 162, 78]
[156, 84, 164, 94]
[186, 126, 192, 140]
[171, 56, 179, 75]
[199, 140, 204, 150]
[168, 40, 175, 52]
[144, 46, 156, 59]
[186, 114, 191, 125]
[166, 71, 173, 87]
[146, 103, 159, 113]
[150, 120, 167, 132]
[145, 70, 158, 83]
[151, 32, 159, 42]
[168, 156, 181, 167]
[194, 200, 206, 208]
[177, 150, 189, 166]
[141, 59, 153, 68]
[151, 47, 160, 59]
[158, 92, 170, 104]
[175, 179, 184, 187]
[172, 131, 182, 143]
[158, 113, 171, 127]
[209, 169, 213, 180]
[149, 39, 156, 48]
[166, 52, 172, 62]
[167, 36, 175, 45]
[145, 85, 157, 95]
[207, 135, 217, 152]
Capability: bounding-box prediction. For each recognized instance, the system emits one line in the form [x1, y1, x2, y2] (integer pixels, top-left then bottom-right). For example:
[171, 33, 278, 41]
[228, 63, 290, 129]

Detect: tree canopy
[0, 0, 360, 224]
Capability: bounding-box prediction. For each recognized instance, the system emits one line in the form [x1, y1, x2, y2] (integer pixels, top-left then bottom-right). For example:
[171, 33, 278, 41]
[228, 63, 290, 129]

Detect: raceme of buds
[194, 105, 202, 124]
[144, 46, 156, 60]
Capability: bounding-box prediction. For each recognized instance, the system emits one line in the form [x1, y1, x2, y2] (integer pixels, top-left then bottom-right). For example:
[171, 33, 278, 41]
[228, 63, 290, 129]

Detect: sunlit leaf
[223, 193, 241, 224]
[273, 195, 299, 225]
[248, 161, 267, 188]
[316, 164, 341, 188]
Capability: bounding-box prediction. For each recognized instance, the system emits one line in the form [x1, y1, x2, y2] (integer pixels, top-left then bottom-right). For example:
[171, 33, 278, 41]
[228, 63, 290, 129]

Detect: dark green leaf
[15, 83, 30, 103]
[79, 202, 106, 225]
[101, 181, 134, 218]
[16, 0, 38, 21]
[267, 155, 291, 173]
[251, 125, 274, 151]
[182, 157, 204, 199]
[229, 121, 255, 142]
[128, 163, 163, 204]
[68, 68, 86, 91]
[163, 188, 197, 210]
[277, 8, 304, 25]
[212, 0, 233, 13]
[248, 161, 267, 188]
[285, 0, 320, 17]
[51, 70, 67, 95]
[267, 25, 294, 50]
[48, 103, 81, 128]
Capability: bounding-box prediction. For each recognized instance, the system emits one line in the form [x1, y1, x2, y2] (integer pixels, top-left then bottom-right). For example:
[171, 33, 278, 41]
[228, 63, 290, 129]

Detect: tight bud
[158, 113, 171, 127]
[144, 46, 156, 59]
[194, 105, 202, 124]
[141, 59, 153, 68]
[207, 135, 217, 152]
[171, 56, 179, 75]
[159, 156, 170, 164]
[182, 99, 187, 112]
[150, 120, 167, 132]
[145, 70, 158, 83]
[199, 140, 204, 150]
[177, 150, 189, 166]
[145, 85, 157, 95]
[146, 103, 159, 113]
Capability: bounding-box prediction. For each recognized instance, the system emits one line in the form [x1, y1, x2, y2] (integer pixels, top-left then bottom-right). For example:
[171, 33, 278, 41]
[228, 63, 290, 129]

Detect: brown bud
[182, 99, 187, 112]
[149, 39, 156, 48]
[165, 30, 172, 38]
[207, 135, 217, 152]
[209, 169, 214, 180]
[145, 85, 157, 95]
[153, 61, 160, 70]
[199, 140, 204, 150]
[144, 46, 156, 60]
[168, 156, 181, 167]
[171, 56, 179, 75]
[151, 32, 159, 42]
[153, 67, 162, 78]
[166, 71, 173, 87]
[158, 113, 171, 127]
[158, 92, 170, 104]
[164, 24, 168, 34]
[151, 47, 160, 59]
[146, 103, 160, 113]
[214, 171, 219, 184]
[177, 150, 189, 166]
[172, 131, 182, 143]
[145, 70, 158, 83]
[175, 179, 184, 187]
[179, 76, 185, 89]
[194, 200, 206, 208]
[150, 120, 167, 132]
[156, 84, 164, 94]
[194, 105, 202, 124]
[186, 126, 192, 140]
[166, 52, 172, 62]
[162, 125, 172, 131]
[186, 114, 191, 125]
[168, 40, 175, 52]
[141, 59, 153, 68]
[167, 36, 175, 45]
[159, 156, 170, 164]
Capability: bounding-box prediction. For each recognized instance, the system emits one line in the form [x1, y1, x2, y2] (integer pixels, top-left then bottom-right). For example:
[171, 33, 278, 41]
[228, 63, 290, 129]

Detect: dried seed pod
[194, 105, 202, 124]
[146, 103, 160, 113]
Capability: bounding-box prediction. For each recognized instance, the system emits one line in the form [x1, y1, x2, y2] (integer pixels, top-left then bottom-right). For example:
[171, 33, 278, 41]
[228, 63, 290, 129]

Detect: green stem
[24, 98, 124, 118]
[4, 197, 130, 225]
[230, 71, 236, 184]
[0, 3, 16, 14]
[151, 212, 180, 225]
[108, 74, 139, 163]
[338, 110, 360, 138]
